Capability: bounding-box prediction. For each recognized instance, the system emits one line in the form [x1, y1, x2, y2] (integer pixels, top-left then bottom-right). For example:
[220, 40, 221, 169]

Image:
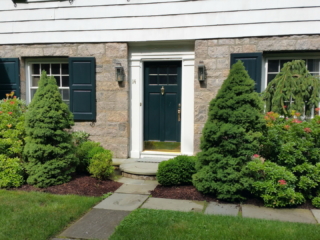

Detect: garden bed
[13, 174, 123, 197]
[151, 185, 314, 209]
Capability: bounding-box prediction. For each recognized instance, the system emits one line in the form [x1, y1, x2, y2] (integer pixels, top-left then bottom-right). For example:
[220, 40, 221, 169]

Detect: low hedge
[157, 155, 197, 186]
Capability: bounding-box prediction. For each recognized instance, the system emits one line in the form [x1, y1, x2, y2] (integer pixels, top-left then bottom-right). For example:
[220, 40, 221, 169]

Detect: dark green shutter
[69, 57, 96, 121]
[0, 58, 20, 99]
[231, 53, 262, 93]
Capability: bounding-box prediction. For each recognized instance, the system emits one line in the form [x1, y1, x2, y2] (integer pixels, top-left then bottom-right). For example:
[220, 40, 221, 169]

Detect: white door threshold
[140, 151, 181, 161]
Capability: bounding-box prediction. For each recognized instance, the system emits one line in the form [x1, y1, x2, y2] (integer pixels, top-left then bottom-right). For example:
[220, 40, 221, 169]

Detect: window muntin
[27, 60, 69, 106]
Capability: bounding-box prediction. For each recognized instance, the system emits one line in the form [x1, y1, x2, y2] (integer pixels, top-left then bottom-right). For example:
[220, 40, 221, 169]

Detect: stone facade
[0, 43, 129, 158]
[2, 35, 320, 157]
[194, 35, 320, 153]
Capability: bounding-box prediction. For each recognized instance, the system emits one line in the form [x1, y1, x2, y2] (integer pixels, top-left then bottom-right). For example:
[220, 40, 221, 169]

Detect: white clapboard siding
[2, 0, 320, 12]
[0, 0, 320, 44]
[0, 7, 318, 34]
[1, 0, 320, 22]
[1, 21, 320, 45]
[0, 0, 190, 11]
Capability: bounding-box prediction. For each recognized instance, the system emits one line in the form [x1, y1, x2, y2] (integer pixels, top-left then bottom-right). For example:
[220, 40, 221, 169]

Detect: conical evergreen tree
[193, 61, 264, 201]
[24, 71, 78, 188]
[263, 60, 320, 117]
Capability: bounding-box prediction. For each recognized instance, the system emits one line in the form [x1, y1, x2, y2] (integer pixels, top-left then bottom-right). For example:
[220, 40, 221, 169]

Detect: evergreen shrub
[312, 197, 320, 209]
[87, 146, 106, 160]
[24, 71, 78, 188]
[0, 154, 24, 188]
[157, 155, 197, 186]
[0, 92, 27, 158]
[88, 150, 114, 179]
[75, 141, 102, 173]
[193, 61, 264, 201]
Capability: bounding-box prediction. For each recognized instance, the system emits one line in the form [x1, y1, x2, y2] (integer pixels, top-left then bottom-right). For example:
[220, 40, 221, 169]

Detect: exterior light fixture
[198, 61, 205, 81]
[115, 63, 124, 82]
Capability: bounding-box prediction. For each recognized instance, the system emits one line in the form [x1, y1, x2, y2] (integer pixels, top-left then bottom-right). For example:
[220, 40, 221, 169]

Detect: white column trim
[129, 45, 195, 159]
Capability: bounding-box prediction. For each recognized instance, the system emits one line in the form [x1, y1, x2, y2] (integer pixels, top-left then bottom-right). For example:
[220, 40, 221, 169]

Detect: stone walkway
[54, 177, 320, 240]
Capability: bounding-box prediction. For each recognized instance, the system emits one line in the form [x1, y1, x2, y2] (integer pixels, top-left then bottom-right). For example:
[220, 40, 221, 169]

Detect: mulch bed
[12, 175, 315, 209]
[14, 175, 123, 197]
[151, 185, 314, 209]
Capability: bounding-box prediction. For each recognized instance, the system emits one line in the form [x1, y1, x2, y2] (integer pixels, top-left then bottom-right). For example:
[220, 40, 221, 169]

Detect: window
[26, 57, 96, 121]
[265, 56, 320, 117]
[29, 61, 70, 106]
[266, 59, 320, 85]
[230, 53, 320, 117]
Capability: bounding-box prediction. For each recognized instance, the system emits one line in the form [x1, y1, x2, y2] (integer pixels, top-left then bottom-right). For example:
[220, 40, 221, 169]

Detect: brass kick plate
[144, 141, 181, 152]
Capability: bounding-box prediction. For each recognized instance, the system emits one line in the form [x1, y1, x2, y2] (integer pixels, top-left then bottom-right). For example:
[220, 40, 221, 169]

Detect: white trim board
[129, 42, 195, 159]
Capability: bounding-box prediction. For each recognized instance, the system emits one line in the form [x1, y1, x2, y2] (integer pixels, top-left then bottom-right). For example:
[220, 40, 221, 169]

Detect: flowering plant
[259, 112, 320, 207]
[0, 92, 27, 158]
[243, 160, 304, 207]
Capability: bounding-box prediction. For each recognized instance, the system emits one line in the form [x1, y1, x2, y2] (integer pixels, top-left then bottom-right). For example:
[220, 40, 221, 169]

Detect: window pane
[268, 60, 279, 72]
[308, 59, 320, 72]
[168, 67, 177, 74]
[32, 76, 40, 87]
[31, 89, 37, 99]
[52, 64, 60, 74]
[62, 64, 69, 74]
[61, 89, 70, 101]
[168, 76, 177, 85]
[267, 74, 277, 84]
[62, 76, 69, 87]
[149, 76, 157, 85]
[149, 67, 157, 74]
[54, 76, 61, 86]
[33, 64, 40, 75]
[159, 75, 167, 85]
[159, 67, 167, 74]
[41, 64, 50, 74]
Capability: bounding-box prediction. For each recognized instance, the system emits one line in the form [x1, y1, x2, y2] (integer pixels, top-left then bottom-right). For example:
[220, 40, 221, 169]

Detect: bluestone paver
[94, 193, 148, 211]
[115, 183, 157, 195]
[58, 209, 130, 240]
[116, 177, 145, 185]
[242, 204, 317, 224]
[205, 202, 240, 216]
[120, 162, 158, 175]
[311, 209, 320, 223]
[141, 198, 204, 212]
[116, 177, 158, 185]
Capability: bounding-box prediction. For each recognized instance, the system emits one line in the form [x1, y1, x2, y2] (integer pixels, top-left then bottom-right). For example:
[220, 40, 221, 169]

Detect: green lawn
[110, 208, 320, 240]
[0, 190, 102, 240]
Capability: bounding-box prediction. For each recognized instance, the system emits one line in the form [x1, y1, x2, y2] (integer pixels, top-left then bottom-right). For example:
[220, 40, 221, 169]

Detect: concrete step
[112, 158, 161, 180]
[112, 157, 169, 166]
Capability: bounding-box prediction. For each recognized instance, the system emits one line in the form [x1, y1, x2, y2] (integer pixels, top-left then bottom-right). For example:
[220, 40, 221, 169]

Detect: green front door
[144, 61, 182, 152]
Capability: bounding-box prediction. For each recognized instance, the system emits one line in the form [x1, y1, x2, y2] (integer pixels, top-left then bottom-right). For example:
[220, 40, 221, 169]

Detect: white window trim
[25, 58, 68, 104]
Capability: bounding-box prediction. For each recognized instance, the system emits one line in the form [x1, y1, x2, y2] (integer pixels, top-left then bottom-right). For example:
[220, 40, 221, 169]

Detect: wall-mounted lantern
[198, 61, 205, 81]
[115, 63, 124, 82]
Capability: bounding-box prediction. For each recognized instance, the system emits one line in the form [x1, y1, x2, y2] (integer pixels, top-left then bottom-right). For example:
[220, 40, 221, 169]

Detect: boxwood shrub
[157, 155, 197, 186]
[88, 150, 114, 179]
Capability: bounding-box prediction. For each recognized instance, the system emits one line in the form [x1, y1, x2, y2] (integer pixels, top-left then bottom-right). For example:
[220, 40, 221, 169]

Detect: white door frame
[129, 42, 195, 159]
